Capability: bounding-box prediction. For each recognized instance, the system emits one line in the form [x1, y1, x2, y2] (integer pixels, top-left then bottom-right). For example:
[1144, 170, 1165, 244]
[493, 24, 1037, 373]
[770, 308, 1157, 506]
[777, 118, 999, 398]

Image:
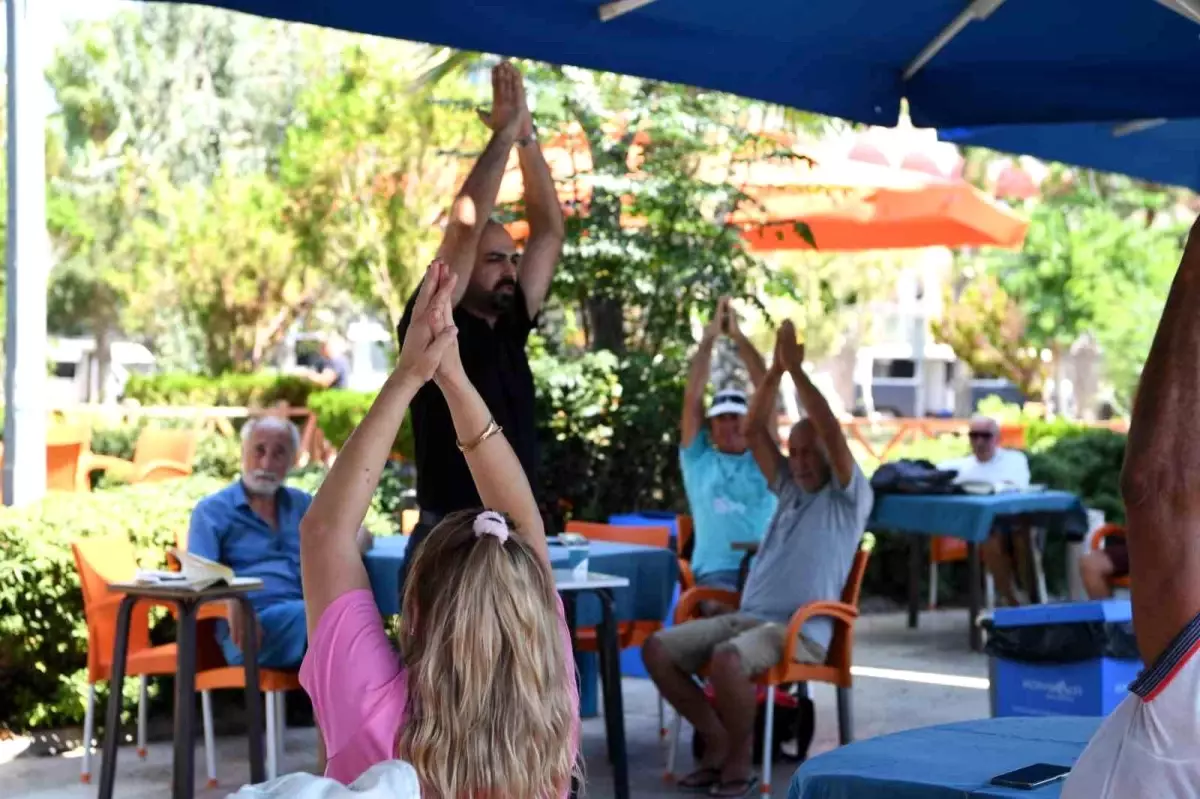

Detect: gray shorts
[653, 612, 827, 677]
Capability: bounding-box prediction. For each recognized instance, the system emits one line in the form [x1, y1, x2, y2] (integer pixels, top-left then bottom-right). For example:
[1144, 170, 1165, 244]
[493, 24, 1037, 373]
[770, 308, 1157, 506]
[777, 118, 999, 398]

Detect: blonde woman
[296, 260, 579, 798]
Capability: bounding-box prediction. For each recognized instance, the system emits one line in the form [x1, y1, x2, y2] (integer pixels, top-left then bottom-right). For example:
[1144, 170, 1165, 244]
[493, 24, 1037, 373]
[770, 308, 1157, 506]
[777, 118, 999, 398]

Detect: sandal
[677, 767, 721, 792]
[709, 776, 760, 797]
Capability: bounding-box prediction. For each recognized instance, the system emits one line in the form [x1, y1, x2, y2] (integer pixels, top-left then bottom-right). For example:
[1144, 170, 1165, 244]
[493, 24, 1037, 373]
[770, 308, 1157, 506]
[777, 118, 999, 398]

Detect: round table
[788, 716, 1100, 799]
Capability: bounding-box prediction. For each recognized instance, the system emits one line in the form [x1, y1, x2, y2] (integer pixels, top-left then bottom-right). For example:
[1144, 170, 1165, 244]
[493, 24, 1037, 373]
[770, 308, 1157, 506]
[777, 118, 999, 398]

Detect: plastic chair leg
[760, 684, 775, 796]
[836, 686, 854, 745]
[81, 684, 97, 783]
[266, 693, 278, 781]
[664, 711, 683, 781]
[202, 691, 217, 788]
[928, 561, 939, 609]
[275, 691, 287, 763]
[137, 676, 149, 758]
[658, 693, 666, 739]
[985, 573, 996, 611]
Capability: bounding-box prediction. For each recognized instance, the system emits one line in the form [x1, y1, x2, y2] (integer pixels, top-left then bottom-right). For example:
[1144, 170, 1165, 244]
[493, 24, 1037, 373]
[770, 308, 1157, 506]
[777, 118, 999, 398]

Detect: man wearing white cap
[678, 297, 776, 592]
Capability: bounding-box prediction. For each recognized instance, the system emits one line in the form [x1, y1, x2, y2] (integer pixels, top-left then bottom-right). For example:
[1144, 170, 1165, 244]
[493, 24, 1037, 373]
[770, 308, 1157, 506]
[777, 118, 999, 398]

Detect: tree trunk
[587, 295, 625, 353]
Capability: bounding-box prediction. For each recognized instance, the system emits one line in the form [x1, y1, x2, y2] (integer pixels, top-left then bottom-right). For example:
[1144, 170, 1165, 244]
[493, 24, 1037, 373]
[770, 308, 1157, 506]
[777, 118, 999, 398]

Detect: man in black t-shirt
[396, 62, 563, 587]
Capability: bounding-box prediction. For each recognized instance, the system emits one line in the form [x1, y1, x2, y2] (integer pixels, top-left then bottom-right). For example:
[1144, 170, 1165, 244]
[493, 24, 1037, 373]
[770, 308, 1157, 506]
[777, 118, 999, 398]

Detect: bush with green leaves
[123, 372, 317, 408]
[306, 389, 415, 461]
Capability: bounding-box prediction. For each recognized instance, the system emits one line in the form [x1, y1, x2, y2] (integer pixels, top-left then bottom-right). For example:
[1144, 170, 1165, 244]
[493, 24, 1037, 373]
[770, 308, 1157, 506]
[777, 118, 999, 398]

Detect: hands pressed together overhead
[396, 260, 464, 388]
[478, 61, 533, 140]
[773, 319, 804, 374]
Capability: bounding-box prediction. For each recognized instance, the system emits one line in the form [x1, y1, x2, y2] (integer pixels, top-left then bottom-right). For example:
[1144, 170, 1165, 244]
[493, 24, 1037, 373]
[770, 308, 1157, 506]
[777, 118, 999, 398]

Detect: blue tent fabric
[940, 119, 1200, 192]
[150, 0, 1200, 128]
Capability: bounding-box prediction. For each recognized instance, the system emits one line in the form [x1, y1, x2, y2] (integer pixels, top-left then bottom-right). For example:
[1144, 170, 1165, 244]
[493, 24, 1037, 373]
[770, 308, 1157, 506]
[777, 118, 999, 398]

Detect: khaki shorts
[653, 613, 827, 677]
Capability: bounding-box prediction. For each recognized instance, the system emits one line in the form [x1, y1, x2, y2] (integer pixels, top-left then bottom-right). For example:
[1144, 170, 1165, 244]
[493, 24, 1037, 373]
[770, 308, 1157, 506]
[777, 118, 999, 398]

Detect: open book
[135, 549, 243, 591]
[959, 480, 1045, 496]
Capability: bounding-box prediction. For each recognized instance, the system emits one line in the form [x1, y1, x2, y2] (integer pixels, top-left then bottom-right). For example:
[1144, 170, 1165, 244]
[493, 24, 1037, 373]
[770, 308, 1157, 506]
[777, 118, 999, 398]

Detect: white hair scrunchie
[472, 510, 510, 544]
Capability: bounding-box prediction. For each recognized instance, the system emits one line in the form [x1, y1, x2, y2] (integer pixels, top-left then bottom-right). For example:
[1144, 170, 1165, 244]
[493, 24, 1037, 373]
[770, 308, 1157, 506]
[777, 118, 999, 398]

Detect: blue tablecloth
[869, 491, 1089, 543]
[363, 536, 678, 627]
[789, 716, 1100, 799]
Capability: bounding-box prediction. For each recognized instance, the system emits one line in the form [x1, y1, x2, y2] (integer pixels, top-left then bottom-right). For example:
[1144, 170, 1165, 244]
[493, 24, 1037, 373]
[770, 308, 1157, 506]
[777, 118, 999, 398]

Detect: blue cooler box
[989, 600, 1142, 718]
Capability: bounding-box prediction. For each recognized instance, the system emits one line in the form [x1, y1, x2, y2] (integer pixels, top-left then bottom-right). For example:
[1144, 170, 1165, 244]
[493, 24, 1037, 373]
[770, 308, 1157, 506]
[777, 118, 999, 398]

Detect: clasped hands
[703, 295, 804, 373]
[394, 260, 466, 392]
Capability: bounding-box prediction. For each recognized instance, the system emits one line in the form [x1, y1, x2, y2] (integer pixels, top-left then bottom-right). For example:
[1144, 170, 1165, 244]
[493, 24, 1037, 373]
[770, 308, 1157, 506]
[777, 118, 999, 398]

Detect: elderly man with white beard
[188, 417, 372, 668]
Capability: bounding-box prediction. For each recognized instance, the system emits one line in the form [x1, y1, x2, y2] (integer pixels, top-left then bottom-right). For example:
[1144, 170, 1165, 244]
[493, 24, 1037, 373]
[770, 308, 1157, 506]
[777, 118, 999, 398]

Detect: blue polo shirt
[680, 430, 777, 578]
[187, 480, 313, 610]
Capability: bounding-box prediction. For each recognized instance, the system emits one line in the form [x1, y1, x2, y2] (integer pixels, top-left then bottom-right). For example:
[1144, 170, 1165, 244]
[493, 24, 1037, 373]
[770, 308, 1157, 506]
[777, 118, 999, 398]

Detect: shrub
[306, 389, 415, 460]
[123, 372, 317, 408]
[0, 471, 398, 733]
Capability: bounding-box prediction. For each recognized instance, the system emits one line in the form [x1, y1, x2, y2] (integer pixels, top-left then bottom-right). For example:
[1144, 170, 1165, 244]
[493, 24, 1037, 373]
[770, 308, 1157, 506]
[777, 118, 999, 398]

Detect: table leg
[597, 589, 629, 799]
[968, 542, 983, 652]
[907, 536, 922, 629]
[173, 601, 198, 799]
[234, 595, 266, 784]
[97, 595, 137, 799]
[563, 594, 580, 799]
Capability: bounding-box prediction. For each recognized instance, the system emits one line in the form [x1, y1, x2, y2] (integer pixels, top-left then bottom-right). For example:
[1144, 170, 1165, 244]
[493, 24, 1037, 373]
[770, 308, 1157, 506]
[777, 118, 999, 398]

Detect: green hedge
[306, 389, 415, 461]
[0, 471, 399, 733]
[123, 372, 318, 408]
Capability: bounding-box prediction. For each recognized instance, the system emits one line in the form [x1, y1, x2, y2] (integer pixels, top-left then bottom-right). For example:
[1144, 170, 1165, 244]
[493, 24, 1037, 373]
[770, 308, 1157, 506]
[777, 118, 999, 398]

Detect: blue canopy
[940, 119, 1200, 191]
[152, 0, 1200, 129]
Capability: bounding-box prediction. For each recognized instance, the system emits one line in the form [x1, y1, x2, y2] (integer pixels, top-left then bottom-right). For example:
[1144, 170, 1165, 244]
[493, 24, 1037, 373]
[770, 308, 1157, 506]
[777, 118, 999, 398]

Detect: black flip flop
[709, 776, 759, 798]
[677, 767, 721, 792]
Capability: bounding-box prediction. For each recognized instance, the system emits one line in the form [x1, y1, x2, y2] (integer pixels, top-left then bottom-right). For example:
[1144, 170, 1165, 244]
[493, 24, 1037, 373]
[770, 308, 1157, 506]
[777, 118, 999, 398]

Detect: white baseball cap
[707, 388, 749, 418]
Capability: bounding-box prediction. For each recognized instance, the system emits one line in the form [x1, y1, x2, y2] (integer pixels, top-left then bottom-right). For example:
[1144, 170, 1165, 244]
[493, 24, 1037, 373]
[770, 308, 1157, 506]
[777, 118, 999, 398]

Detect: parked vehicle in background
[852, 343, 1024, 418]
[47, 337, 156, 405]
[279, 318, 394, 393]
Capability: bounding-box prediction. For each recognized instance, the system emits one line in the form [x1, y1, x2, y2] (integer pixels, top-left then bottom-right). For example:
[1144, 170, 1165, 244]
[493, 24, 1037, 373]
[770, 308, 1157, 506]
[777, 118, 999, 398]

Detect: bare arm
[681, 332, 717, 449]
[744, 362, 785, 485]
[435, 368, 549, 567]
[1120, 216, 1200, 666]
[779, 321, 855, 487]
[513, 138, 564, 315]
[732, 331, 768, 389]
[299, 265, 458, 636]
[440, 63, 524, 306]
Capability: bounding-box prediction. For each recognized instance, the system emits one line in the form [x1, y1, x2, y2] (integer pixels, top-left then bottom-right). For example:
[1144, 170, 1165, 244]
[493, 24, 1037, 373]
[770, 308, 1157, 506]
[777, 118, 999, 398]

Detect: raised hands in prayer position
[477, 61, 526, 137]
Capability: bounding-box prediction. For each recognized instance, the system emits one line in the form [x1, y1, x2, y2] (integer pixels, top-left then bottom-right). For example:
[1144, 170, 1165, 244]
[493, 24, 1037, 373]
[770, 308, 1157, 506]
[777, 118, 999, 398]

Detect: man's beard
[243, 470, 282, 496]
[487, 279, 518, 313]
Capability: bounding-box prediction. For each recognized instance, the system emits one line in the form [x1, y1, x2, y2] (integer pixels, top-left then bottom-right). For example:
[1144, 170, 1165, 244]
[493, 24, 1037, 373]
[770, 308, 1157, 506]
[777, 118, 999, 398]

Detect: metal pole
[5, 0, 49, 505]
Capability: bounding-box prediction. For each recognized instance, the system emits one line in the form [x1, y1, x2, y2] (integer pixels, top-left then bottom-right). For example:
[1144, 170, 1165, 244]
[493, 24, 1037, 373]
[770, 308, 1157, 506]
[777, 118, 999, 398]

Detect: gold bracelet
[457, 418, 503, 453]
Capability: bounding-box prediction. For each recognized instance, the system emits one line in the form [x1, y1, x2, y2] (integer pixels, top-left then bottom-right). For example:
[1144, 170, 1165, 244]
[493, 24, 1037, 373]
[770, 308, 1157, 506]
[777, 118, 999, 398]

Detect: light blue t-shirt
[740, 463, 873, 651]
[680, 430, 777, 579]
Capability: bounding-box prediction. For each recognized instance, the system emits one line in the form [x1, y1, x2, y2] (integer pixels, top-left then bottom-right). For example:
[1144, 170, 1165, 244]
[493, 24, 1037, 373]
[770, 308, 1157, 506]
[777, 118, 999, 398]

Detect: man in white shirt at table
[940, 415, 1032, 606]
[1061, 216, 1200, 797]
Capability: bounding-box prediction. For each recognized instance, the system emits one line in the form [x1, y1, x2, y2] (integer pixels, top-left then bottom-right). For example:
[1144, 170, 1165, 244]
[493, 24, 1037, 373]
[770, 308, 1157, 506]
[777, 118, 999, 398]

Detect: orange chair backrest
[135, 427, 198, 468]
[676, 514, 694, 558]
[71, 536, 151, 682]
[46, 439, 88, 492]
[565, 521, 671, 549]
[998, 424, 1026, 449]
[930, 536, 968, 564]
[1090, 523, 1126, 551]
[827, 547, 871, 672]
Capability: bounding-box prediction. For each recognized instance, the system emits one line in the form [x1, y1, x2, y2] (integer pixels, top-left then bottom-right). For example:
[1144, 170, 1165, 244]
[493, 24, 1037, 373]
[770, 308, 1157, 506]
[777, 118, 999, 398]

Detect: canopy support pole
[1155, 0, 1200, 25]
[4, 0, 49, 506]
[1113, 119, 1167, 137]
[597, 0, 659, 22]
[903, 0, 1007, 81]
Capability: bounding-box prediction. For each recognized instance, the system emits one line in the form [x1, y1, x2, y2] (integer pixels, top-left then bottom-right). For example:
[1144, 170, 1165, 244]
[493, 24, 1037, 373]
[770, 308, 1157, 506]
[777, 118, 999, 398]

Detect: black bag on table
[870, 458, 959, 495]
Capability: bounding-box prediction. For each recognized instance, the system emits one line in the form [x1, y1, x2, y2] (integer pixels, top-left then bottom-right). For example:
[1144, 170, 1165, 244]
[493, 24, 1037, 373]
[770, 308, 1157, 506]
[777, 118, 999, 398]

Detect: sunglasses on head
[968, 431, 994, 441]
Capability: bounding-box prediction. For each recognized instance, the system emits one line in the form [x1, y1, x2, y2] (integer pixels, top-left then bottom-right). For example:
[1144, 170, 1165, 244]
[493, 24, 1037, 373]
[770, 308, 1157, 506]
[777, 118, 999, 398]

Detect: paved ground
[2, 610, 990, 798]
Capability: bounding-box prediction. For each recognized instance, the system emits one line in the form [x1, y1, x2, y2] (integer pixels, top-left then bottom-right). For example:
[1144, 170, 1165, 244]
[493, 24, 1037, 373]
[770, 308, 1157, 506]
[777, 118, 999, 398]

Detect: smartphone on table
[989, 763, 1071, 790]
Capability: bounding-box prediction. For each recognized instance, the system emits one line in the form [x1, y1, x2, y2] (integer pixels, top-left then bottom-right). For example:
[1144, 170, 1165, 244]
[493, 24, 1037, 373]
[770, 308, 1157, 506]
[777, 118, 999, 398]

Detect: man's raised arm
[510, 92, 564, 316]
[777, 320, 855, 488]
[1120, 216, 1200, 666]
[681, 298, 726, 448]
[439, 62, 524, 306]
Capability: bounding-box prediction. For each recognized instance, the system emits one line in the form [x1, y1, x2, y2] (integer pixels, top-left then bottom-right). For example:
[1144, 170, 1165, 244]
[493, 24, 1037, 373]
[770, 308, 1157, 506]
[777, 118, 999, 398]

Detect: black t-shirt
[396, 285, 538, 514]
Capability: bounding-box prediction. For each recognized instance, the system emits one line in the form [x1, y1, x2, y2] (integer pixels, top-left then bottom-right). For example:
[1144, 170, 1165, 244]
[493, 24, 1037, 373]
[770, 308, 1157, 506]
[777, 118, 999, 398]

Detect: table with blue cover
[869, 491, 1087, 651]
[789, 716, 1100, 799]
[364, 536, 678, 716]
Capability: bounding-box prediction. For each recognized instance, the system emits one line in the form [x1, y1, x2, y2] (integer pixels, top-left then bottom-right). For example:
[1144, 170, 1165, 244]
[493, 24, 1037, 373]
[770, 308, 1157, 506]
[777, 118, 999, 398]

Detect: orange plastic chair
[89, 427, 198, 484]
[998, 424, 1027, 449]
[1090, 523, 1131, 590]
[666, 546, 872, 795]
[927, 536, 998, 610]
[71, 536, 178, 783]
[0, 424, 95, 502]
[174, 529, 301, 785]
[676, 514, 696, 592]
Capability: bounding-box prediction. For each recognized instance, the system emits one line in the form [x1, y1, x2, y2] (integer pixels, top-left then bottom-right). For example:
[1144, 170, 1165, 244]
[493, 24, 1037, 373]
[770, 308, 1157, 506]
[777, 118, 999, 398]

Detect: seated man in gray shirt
[643, 321, 872, 798]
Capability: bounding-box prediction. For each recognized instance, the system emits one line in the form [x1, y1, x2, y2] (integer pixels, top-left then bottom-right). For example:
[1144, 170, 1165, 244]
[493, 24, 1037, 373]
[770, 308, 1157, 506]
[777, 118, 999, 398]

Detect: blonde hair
[398, 509, 577, 799]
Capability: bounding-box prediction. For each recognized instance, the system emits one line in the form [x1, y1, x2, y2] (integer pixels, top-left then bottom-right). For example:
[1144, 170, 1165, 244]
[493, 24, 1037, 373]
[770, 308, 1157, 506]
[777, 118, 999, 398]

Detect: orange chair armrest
[678, 559, 696, 592]
[675, 587, 740, 624]
[1090, 524, 1126, 551]
[783, 601, 858, 662]
[134, 460, 192, 482]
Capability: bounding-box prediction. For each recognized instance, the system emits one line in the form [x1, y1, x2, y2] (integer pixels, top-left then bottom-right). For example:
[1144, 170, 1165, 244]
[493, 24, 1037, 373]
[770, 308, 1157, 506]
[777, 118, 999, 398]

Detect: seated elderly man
[680, 297, 776, 593]
[940, 416, 1033, 606]
[188, 416, 370, 668]
[644, 321, 872, 797]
